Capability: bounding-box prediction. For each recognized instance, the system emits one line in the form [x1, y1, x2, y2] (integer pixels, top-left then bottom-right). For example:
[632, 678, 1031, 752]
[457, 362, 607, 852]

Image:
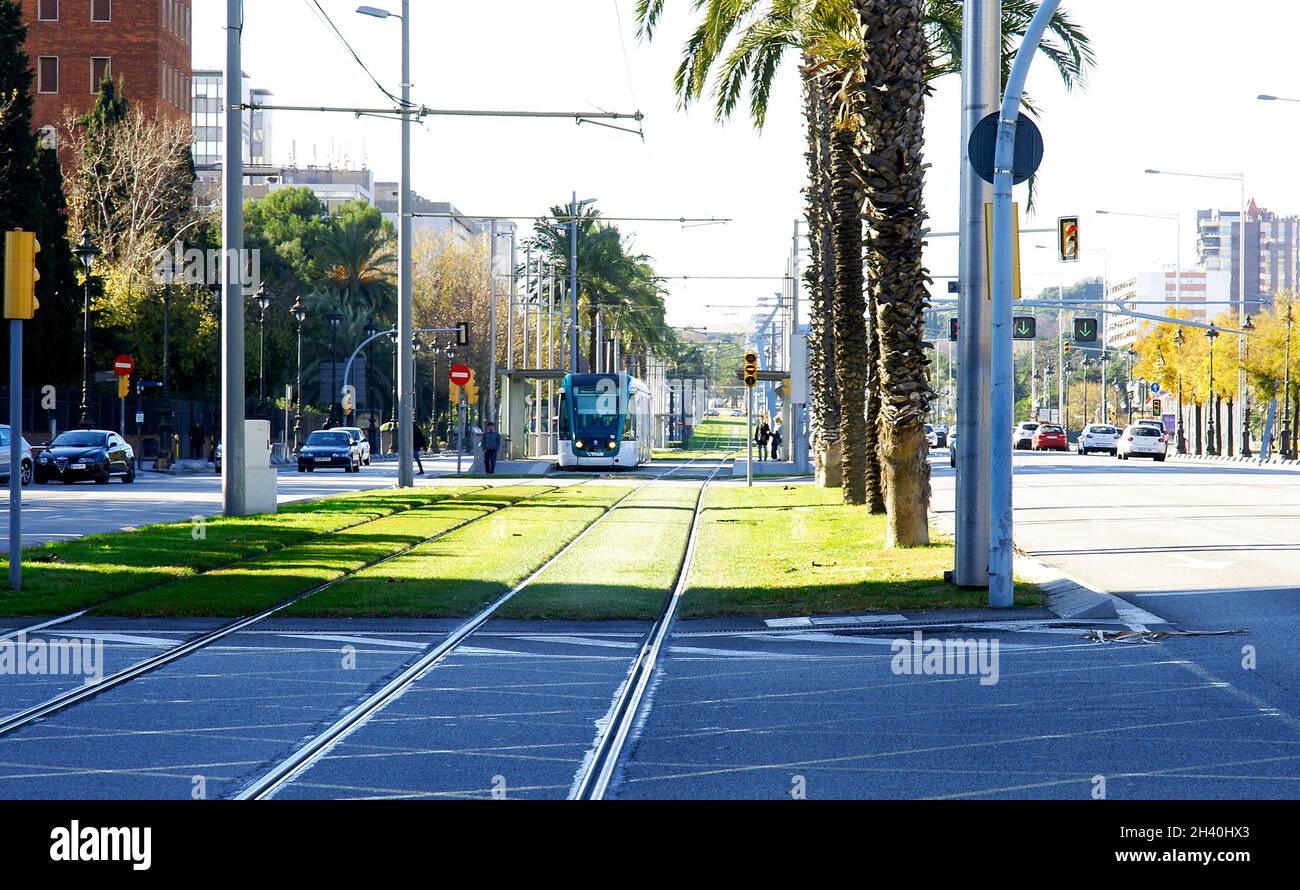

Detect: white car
[0, 425, 33, 486]
[1116, 423, 1168, 461]
[1012, 422, 1040, 450]
[1077, 423, 1122, 456]
[925, 424, 938, 448]
[336, 427, 372, 465]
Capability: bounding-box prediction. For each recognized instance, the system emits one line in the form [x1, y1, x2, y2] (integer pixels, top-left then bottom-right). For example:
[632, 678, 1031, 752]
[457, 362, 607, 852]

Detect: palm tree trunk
[803, 64, 841, 488]
[859, 0, 932, 546]
[829, 122, 868, 506]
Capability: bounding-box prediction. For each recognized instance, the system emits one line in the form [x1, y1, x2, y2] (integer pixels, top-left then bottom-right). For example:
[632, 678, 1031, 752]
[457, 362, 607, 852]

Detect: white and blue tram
[557, 373, 653, 469]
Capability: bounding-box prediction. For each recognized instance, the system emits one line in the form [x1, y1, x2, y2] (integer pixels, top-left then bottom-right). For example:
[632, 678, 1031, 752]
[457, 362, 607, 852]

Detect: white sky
[193, 1, 1300, 330]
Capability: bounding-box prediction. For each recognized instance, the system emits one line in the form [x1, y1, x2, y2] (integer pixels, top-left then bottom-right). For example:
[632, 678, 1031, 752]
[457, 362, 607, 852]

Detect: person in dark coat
[755, 420, 771, 461]
[770, 423, 783, 461]
[482, 422, 501, 474]
[189, 421, 204, 460]
[412, 423, 427, 475]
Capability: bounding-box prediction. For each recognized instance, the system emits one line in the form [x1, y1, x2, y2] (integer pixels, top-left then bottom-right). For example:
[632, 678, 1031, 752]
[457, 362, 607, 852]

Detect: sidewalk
[731, 457, 809, 478]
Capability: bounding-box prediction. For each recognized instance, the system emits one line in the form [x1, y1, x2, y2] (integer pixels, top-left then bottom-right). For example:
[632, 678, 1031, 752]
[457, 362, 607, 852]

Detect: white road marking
[274, 633, 426, 650]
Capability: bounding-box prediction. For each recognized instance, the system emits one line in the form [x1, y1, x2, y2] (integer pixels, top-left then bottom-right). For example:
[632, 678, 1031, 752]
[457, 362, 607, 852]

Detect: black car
[35, 430, 135, 484]
[297, 430, 361, 473]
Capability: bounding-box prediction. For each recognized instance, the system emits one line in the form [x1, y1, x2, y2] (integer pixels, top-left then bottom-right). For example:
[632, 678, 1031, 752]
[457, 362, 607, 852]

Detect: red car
[1031, 424, 1068, 451]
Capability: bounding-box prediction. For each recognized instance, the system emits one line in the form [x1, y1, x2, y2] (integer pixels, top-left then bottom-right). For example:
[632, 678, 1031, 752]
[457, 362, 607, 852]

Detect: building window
[38, 0, 58, 21]
[91, 0, 111, 23]
[38, 57, 58, 94]
[91, 58, 110, 93]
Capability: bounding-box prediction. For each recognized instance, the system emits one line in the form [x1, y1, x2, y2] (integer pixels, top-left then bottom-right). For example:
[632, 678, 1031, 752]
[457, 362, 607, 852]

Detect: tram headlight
[607, 440, 616, 450]
[575, 440, 584, 450]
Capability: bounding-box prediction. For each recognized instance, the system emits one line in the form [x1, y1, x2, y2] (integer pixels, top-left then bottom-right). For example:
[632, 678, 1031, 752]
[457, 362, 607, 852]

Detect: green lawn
[499, 482, 700, 620]
[680, 483, 1044, 617]
[0, 487, 483, 617]
[95, 486, 546, 617]
[284, 483, 635, 617]
[653, 415, 748, 459]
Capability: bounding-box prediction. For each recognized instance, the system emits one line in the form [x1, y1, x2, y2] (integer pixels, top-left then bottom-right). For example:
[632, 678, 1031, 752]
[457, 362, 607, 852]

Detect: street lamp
[254, 282, 271, 419]
[326, 307, 343, 425]
[1173, 327, 1186, 454]
[1205, 323, 1220, 455]
[73, 228, 100, 429]
[1145, 168, 1249, 452]
[291, 296, 307, 450]
[364, 317, 379, 451]
[158, 268, 174, 466]
[1081, 356, 1094, 426]
[1283, 303, 1294, 459]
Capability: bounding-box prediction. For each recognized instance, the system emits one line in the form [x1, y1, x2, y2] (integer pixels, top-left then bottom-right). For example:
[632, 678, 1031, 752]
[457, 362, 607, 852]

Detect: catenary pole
[396, 0, 414, 487]
[222, 0, 246, 515]
[990, 0, 1062, 607]
[953, 0, 999, 588]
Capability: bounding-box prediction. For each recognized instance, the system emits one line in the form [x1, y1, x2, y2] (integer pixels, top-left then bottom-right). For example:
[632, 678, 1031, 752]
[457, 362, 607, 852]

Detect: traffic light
[1063, 341, 1071, 356]
[1012, 316, 1036, 340]
[1058, 216, 1079, 263]
[456, 321, 470, 346]
[4, 229, 41, 319]
[743, 351, 758, 387]
[464, 368, 479, 404]
[948, 318, 959, 342]
[1073, 317, 1099, 343]
[1152, 398, 1162, 414]
[449, 383, 463, 404]
[117, 374, 130, 399]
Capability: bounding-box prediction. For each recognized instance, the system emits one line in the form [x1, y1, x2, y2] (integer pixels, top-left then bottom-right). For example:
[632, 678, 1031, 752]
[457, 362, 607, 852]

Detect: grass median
[680, 483, 1044, 617]
[0, 487, 484, 617]
[94, 486, 545, 617]
[283, 482, 634, 617]
[498, 482, 700, 620]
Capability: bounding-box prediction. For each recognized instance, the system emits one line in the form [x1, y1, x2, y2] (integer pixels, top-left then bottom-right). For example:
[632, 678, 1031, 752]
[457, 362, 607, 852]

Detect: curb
[1169, 453, 1300, 470]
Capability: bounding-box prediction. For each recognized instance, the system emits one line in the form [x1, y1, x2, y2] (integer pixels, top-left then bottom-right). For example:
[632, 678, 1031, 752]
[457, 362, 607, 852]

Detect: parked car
[948, 431, 957, 468]
[1077, 423, 1122, 455]
[925, 424, 938, 448]
[933, 425, 949, 448]
[335, 426, 372, 465]
[34, 430, 135, 484]
[297, 430, 361, 473]
[0, 425, 33, 487]
[1031, 423, 1068, 452]
[1012, 422, 1040, 450]
[1117, 423, 1168, 461]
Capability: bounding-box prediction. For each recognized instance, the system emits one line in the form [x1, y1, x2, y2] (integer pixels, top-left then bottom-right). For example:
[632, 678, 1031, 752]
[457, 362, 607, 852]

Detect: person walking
[770, 422, 783, 461]
[755, 419, 771, 462]
[413, 422, 427, 475]
[189, 421, 204, 460]
[482, 422, 501, 475]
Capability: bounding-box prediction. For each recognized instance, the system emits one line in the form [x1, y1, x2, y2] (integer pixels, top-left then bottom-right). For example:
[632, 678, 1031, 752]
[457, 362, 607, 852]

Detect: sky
[192, 1, 1300, 331]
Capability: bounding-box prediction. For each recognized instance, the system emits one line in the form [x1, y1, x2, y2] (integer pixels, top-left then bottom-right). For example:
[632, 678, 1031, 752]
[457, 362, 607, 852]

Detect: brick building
[20, 0, 193, 138]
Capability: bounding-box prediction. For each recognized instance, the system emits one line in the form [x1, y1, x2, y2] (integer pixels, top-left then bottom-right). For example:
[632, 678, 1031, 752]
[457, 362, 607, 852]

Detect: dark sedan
[297, 430, 361, 473]
[34, 430, 136, 484]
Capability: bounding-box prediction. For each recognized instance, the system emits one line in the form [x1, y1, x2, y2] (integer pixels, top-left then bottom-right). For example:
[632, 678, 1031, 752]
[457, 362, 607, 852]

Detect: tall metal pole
[222, 0, 246, 515]
[294, 315, 304, 451]
[10, 320, 23, 590]
[990, 0, 1061, 608]
[79, 274, 92, 429]
[1238, 179, 1250, 456]
[570, 192, 580, 371]
[394, 0, 414, 486]
[954, 0, 999, 589]
[488, 219, 498, 422]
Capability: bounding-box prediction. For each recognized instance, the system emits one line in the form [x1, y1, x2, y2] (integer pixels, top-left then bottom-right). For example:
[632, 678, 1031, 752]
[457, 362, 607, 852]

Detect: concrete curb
[1169, 453, 1300, 470]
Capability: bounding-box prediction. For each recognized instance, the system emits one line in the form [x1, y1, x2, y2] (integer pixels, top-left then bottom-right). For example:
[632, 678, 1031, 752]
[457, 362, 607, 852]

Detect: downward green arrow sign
[1017, 321, 1030, 335]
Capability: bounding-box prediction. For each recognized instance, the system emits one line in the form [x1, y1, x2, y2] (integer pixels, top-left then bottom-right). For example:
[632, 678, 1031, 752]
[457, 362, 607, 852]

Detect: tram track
[234, 454, 722, 799]
[0, 480, 573, 739]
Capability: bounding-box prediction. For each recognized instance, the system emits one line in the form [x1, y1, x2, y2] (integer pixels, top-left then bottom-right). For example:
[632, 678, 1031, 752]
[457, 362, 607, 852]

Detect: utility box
[243, 419, 277, 514]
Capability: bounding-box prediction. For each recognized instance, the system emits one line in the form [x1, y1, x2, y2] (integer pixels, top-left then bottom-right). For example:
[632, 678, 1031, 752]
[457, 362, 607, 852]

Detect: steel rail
[571, 455, 733, 800]
[0, 482, 568, 739]
[235, 455, 716, 800]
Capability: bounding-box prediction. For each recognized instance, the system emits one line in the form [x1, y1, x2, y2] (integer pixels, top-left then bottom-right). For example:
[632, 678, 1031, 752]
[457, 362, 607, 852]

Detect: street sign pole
[990, 0, 1061, 609]
[9, 319, 22, 590]
[747, 385, 753, 488]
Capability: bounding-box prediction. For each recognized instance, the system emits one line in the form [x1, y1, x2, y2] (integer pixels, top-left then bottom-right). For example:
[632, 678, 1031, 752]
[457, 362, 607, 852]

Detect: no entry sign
[113, 355, 134, 377]
[449, 364, 471, 387]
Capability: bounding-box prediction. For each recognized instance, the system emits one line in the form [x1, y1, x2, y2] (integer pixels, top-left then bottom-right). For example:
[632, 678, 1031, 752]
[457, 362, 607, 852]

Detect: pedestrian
[412, 423, 427, 475]
[189, 420, 204, 460]
[755, 419, 771, 461]
[482, 421, 501, 475]
[771, 423, 783, 461]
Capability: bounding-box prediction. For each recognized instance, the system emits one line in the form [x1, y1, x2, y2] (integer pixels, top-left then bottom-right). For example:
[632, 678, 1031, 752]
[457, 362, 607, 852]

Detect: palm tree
[316, 202, 397, 321]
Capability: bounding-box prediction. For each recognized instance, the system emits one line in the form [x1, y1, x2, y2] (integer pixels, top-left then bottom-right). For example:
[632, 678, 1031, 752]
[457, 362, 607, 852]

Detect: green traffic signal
[1012, 316, 1036, 340]
[1073, 317, 1099, 343]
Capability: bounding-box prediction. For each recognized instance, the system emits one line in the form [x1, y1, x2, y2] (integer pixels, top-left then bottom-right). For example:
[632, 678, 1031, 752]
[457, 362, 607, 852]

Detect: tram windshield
[572, 382, 621, 439]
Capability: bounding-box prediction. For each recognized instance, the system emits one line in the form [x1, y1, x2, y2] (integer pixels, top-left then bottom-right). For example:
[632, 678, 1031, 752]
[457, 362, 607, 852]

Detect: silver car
[1117, 424, 1168, 461]
[0, 425, 33, 486]
[335, 427, 372, 465]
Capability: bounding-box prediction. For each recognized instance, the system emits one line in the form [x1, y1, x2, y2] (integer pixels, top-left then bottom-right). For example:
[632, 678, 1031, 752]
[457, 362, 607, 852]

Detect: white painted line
[764, 617, 814, 628]
[44, 632, 181, 647]
[274, 633, 426, 650]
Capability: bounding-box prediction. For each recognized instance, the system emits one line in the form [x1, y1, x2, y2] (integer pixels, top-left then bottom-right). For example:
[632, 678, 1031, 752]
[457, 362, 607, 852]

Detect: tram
[557, 373, 653, 469]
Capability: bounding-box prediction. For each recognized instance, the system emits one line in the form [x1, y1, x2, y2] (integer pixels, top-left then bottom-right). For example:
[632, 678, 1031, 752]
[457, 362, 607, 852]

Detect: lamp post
[326, 307, 343, 425]
[364, 318, 379, 452]
[1173, 327, 1186, 454]
[1081, 356, 1093, 427]
[159, 270, 173, 465]
[1125, 348, 1137, 425]
[1205, 323, 1220, 455]
[1043, 365, 1054, 417]
[292, 296, 307, 450]
[74, 228, 100, 429]
[1283, 303, 1294, 458]
[411, 334, 422, 436]
[255, 283, 271, 419]
[1241, 314, 1255, 456]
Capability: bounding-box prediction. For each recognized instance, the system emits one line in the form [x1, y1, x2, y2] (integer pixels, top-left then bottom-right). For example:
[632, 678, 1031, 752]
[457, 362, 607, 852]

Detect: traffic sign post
[449, 364, 471, 387]
[113, 355, 134, 377]
[968, 111, 1043, 185]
